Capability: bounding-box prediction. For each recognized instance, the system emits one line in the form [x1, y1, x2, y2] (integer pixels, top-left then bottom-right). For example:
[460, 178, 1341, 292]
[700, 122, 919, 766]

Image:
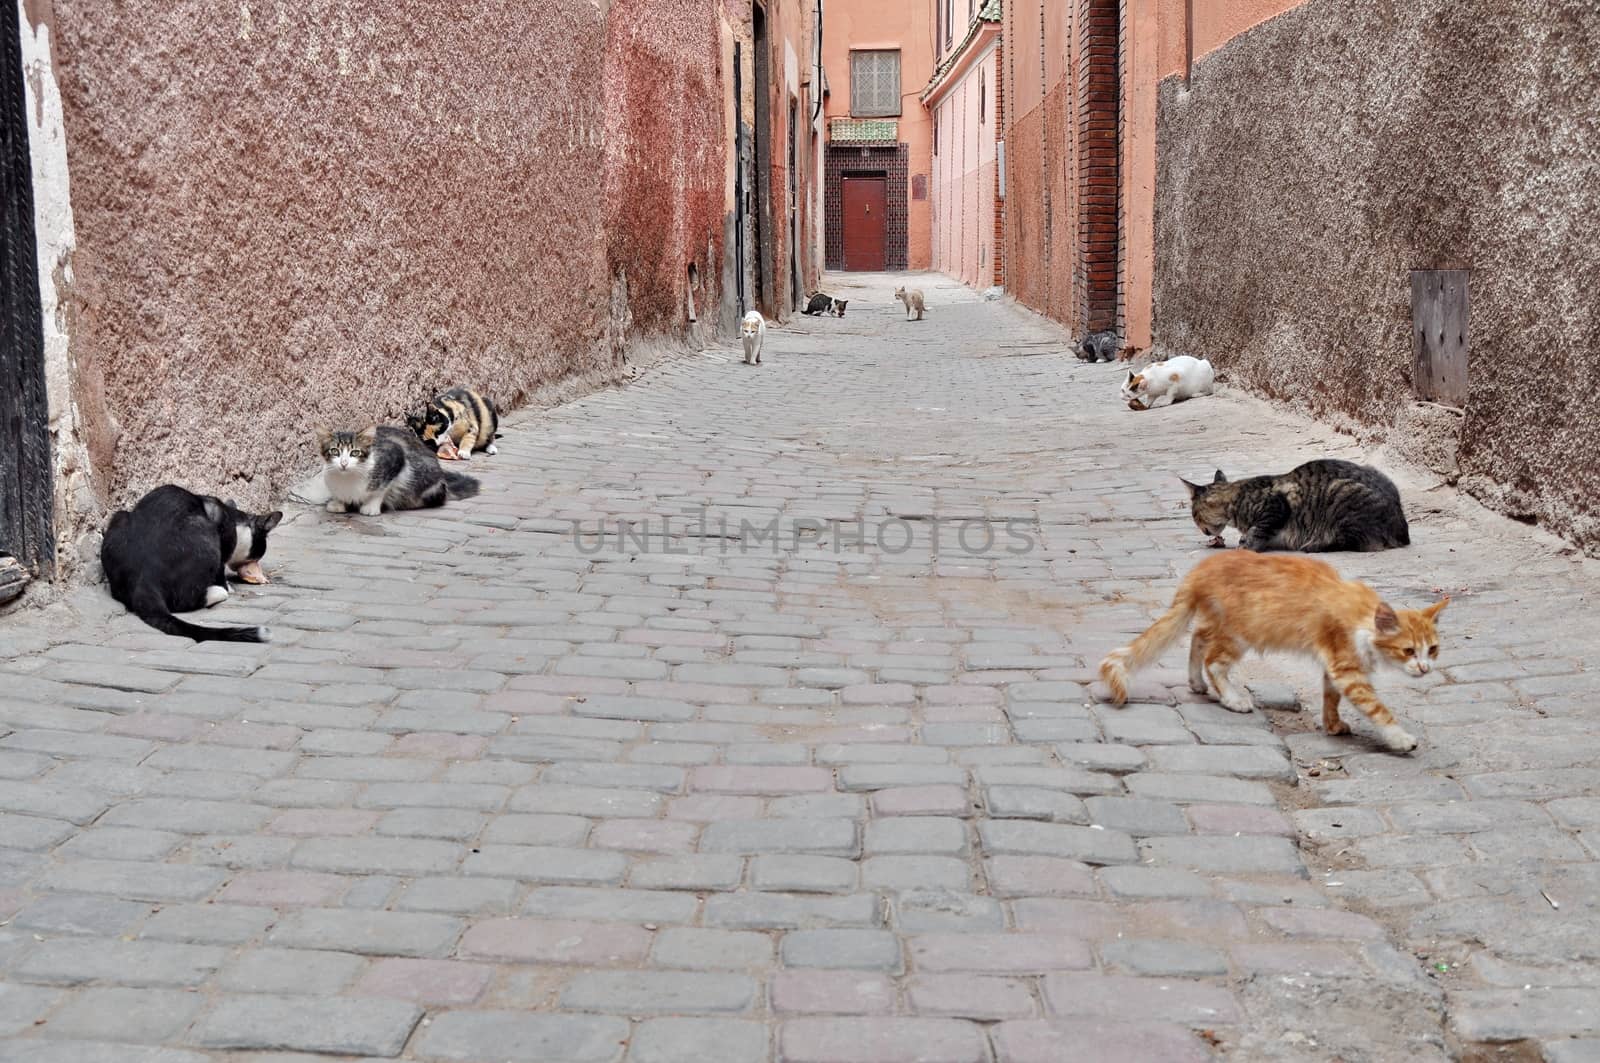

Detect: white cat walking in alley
[740, 310, 766, 365]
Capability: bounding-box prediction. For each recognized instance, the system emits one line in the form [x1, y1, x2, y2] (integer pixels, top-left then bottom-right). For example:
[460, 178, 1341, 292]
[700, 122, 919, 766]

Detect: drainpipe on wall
[734, 41, 747, 317]
[1184, 0, 1193, 87]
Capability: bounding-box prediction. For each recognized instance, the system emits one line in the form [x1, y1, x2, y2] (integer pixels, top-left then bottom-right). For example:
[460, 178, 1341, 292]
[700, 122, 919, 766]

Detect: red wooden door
[841, 175, 887, 271]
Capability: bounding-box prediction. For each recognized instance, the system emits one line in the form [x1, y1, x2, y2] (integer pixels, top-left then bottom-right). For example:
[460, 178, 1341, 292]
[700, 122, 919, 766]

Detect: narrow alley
[1, 278, 1595, 1061]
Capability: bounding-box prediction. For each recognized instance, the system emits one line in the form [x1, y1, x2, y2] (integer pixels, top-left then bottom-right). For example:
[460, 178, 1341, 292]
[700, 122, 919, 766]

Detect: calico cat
[1075, 329, 1119, 362]
[406, 387, 501, 461]
[894, 286, 925, 321]
[318, 426, 479, 515]
[1184, 459, 1409, 553]
[740, 310, 766, 365]
[802, 293, 848, 317]
[1099, 552, 1447, 752]
[101, 485, 281, 643]
[1122, 356, 1215, 410]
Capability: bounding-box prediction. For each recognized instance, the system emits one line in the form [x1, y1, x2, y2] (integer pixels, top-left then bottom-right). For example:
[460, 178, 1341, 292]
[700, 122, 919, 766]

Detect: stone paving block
[457, 918, 651, 964]
[414, 1011, 631, 1062]
[870, 785, 973, 817]
[781, 929, 901, 970]
[1146, 744, 1294, 780]
[910, 931, 1092, 974]
[0, 782, 111, 824]
[630, 855, 746, 891]
[1140, 835, 1305, 874]
[701, 818, 858, 856]
[37, 859, 226, 903]
[862, 855, 970, 891]
[990, 1019, 1213, 1063]
[397, 876, 520, 914]
[986, 786, 1090, 823]
[1231, 943, 1364, 976]
[1083, 796, 1188, 836]
[12, 894, 150, 937]
[1544, 1041, 1600, 1063]
[770, 970, 896, 1014]
[1292, 806, 1388, 839]
[864, 817, 968, 855]
[0, 984, 60, 1037]
[521, 886, 700, 924]
[1124, 772, 1277, 806]
[1260, 907, 1389, 940]
[0, 1043, 210, 1063]
[216, 948, 367, 994]
[837, 764, 966, 790]
[891, 889, 1006, 933]
[705, 892, 881, 930]
[562, 970, 758, 1014]
[17, 939, 226, 987]
[268, 908, 463, 957]
[463, 844, 628, 885]
[973, 765, 1121, 795]
[978, 820, 1138, 865]
[1042, 973, 1240, 1024]
[907, 974, 1036, 1019]
[378, 807, 488, 841]
[984, 855, 1097, 898]
[778, 1017, 989, 1063]
[480, 813, 593, 846]
[652, 927, 774, 969]
[690, 766, 832, 794]
[628, 1017, 769, 1063]
[139, 903, 277, 945]
[769, 793, 867, 818]
[1100, 938, 1230, 976]
[354, 957, 495, 1004]
[752, 855, 858, 893]
[188, 995, 422, 1056]
[217, 869, 347, 907]
[510, 784, 663, 818]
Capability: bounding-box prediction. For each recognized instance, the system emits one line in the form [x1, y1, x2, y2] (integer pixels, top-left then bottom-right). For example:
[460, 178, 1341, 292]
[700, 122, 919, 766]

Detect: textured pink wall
[930, 43, 999, 290]
[46, 0, 728, 512]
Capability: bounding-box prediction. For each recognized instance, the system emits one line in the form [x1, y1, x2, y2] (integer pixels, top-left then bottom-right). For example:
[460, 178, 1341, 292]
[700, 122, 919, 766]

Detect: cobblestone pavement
[1, 272, 1597, 1061]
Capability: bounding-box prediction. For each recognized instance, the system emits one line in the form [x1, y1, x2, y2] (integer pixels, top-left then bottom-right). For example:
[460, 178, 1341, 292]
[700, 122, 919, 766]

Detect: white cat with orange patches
[1099, 552, 1448, 753]
[1122, 355, 1214, 410]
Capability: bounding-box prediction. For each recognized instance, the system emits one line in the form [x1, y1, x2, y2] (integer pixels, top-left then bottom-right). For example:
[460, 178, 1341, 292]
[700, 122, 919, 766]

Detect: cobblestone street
[1, 274, 1597, 1061]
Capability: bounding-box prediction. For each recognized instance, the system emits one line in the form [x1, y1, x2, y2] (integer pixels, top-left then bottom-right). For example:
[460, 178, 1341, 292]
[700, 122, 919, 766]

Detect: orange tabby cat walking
[1099, 553, 1447, 752]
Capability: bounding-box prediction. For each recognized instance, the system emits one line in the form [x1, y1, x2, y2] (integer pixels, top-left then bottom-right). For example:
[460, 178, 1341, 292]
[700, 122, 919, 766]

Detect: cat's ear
[262, 511, 283, 532]
[1424, 597, 1450, 620]
[224, 498, 237, 511]
[1374, 602, 1401, 634]
[314, 426, 333, 448]
[356, 426, 378, 446]
[1212, 470, 1227, 484]
[201, 498, 225, 525]
[1179, 477, 1203, 498]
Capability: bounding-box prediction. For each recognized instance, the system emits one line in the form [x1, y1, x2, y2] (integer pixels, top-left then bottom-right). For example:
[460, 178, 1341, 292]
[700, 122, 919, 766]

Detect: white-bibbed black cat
[317, 426, 479, 515]
[100, 485, 282, 643]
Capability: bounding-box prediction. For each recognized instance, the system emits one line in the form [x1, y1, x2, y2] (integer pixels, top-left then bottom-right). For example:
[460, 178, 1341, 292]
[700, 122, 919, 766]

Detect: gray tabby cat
[1183, 458, 1409, 553]
[317, 426, 479, 515]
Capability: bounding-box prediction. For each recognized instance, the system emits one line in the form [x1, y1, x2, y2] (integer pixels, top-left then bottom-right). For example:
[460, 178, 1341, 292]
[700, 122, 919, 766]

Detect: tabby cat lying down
[318, 426, 479, 514]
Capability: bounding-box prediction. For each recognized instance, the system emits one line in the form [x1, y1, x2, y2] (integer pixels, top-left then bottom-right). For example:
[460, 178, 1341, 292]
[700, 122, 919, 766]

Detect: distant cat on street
[803, 293, 848, 317]
[1184, 459, 1409, 553]
[894, 286, 925, 321]
[740, 310, 766, 365]
[318, 426, 479, 515]
[1122, 356, 1215, 410]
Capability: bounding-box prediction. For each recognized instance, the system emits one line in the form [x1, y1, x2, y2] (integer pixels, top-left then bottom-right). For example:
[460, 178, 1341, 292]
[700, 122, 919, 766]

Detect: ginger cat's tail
[1099, 589, 1195, 705]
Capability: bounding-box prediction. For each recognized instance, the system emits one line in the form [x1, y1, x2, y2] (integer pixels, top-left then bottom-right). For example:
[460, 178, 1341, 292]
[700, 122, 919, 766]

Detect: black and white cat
[101, 485, 281, 643]
[317, 426, 479, 515]
[802, 293, 848, 317]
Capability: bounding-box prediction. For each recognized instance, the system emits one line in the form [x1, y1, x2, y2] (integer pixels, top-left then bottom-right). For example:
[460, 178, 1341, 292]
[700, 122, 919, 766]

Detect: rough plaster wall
[47, 0, 731, 519]
[1152, 0, 1600, 552]
[604, 0, 725, 345]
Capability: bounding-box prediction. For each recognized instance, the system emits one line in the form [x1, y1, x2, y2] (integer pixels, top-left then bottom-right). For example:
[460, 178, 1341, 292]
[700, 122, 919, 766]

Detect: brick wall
[824, 144, 911, 272]
[1075, 0, 1119, 333]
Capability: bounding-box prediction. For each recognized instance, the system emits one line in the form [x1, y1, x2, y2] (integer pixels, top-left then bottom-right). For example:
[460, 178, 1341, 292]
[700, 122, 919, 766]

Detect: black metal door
[0, 9, 53, 576]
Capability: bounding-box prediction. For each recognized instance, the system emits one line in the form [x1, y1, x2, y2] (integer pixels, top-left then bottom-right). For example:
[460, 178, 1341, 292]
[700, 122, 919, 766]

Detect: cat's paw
[204, 586, 229, 608]
[1188, 676, 1209, 695]
[1219, 692, 1257, 714]
[1378, 724, 1419, 754]
[485, 443, 498, 455]
[325, 500, 345, 514]
[358, 500, 384, 516]
[1324, 717, 1351, 736]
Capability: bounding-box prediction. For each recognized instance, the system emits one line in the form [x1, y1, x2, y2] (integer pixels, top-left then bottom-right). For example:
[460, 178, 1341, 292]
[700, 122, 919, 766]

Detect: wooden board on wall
[1409, 270, 1469, 409]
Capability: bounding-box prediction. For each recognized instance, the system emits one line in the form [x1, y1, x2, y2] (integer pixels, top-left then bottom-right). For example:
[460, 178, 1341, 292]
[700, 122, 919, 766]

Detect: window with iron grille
[850, 49, 901, 117]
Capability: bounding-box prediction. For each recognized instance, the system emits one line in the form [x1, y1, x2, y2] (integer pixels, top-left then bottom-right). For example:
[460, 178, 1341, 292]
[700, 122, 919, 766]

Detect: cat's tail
[443, 471, 480, 501]
[126, 582, 270, 644]
[1098, 589, 1195, 706]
